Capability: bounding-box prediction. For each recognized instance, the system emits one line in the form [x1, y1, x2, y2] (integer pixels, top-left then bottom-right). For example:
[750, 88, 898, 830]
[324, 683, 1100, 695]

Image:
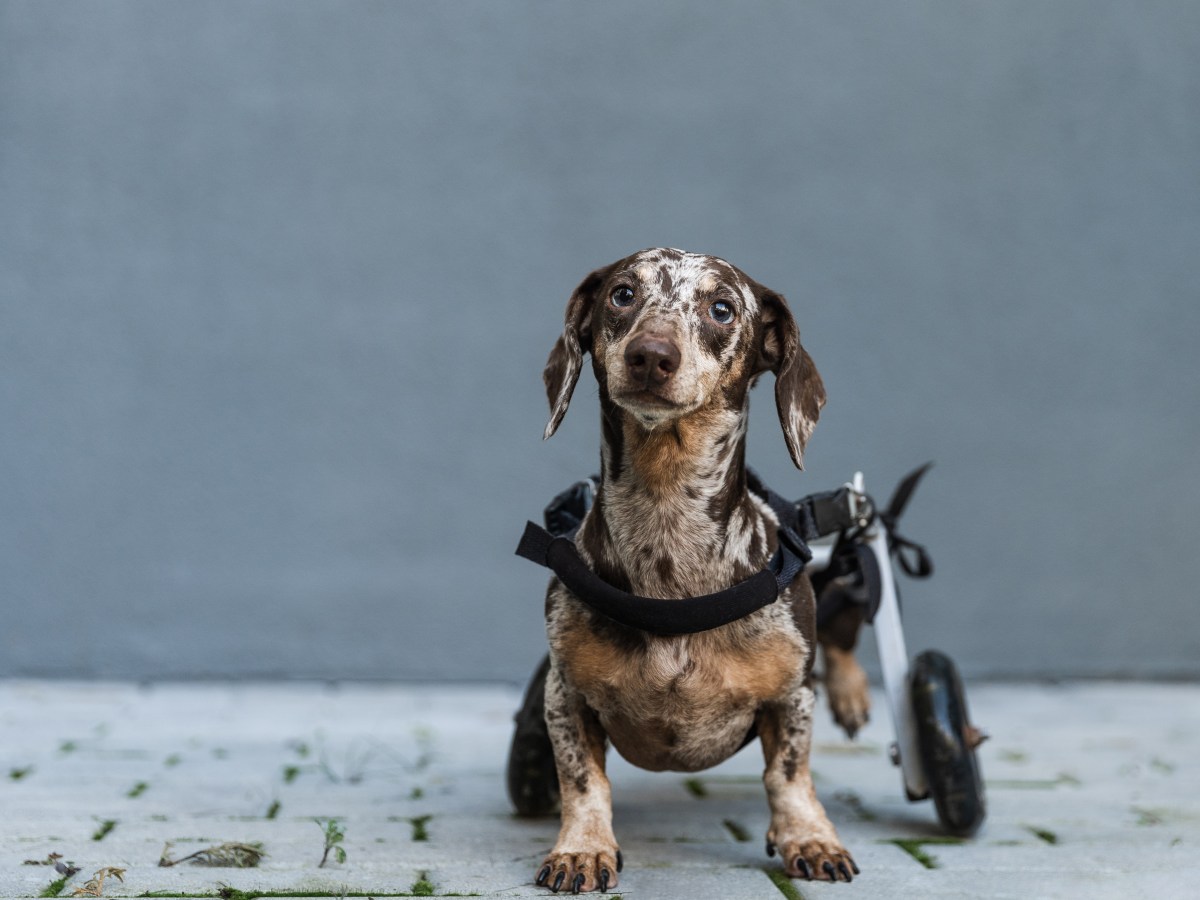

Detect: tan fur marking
[625, 408, 728, 491]
[558, 620, 802, 772]
[557, 627, 625, 690]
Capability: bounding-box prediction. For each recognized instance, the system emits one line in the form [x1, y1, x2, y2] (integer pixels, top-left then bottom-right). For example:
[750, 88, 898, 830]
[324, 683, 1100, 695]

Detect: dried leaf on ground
[22, 853, 80, 876]
[70, 867, 125, 897]
[158, 841, 265, 868]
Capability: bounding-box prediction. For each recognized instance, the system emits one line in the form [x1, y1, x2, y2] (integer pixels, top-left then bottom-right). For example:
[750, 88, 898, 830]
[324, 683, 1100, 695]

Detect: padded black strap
[745, 468, 862, 543]
[799, 487, 863, 540]
[516, 521, 808, 636]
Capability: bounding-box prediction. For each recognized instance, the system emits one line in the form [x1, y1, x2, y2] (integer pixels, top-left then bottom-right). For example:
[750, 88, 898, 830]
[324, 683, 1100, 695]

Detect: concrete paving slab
[2, 680, 1199, 899]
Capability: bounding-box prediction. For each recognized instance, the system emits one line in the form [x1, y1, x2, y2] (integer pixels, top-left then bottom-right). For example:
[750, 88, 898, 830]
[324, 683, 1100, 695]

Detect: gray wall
[2, 1, 1198, 682]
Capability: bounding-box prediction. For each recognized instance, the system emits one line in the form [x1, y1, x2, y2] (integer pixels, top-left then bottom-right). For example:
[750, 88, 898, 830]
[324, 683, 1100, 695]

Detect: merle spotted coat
[532, 248, 867, 892]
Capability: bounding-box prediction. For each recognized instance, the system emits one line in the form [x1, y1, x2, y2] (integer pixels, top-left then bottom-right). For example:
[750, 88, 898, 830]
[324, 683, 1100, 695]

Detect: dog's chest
[598, 486, 769, 599]
[560, 477, 801, 769]
[560, 624, 802, 772]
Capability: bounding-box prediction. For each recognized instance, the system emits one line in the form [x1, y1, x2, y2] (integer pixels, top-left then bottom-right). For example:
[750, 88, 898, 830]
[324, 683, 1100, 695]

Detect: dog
[524, 248, 867, 892]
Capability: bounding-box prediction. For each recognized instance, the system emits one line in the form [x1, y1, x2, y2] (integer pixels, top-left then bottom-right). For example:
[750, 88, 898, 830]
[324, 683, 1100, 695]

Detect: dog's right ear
[543, 266, 609, 439]
[756, 287, 826, 469]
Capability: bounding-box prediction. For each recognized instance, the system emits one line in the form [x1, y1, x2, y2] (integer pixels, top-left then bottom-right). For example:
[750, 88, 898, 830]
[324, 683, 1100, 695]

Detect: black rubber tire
[910, 649, 986, 836]
[505, 654, 561, 817]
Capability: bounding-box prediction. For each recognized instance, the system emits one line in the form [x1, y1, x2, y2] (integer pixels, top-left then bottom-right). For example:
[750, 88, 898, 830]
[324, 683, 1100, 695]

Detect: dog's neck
[577, 393, 775, 600]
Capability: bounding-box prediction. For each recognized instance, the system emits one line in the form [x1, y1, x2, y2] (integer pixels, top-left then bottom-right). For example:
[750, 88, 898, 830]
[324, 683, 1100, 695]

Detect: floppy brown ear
[757, 288, 826, 469]
[543, 267, 608, 439]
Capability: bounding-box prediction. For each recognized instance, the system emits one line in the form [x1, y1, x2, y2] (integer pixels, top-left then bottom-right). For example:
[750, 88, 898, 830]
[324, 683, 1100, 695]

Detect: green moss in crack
[1025, 825, 1058, 845]
[39, 876, 71, 898]
[764, 867, 805, 900]
[722, 819, 751, 842]
[1134, 806, 1165, 826]
[682, 777, 707, 798]
[885, 837, 963, 869]
[92, 820, 117, 841]
[410, 814, 432, 842]
[833, 789, 877, 822]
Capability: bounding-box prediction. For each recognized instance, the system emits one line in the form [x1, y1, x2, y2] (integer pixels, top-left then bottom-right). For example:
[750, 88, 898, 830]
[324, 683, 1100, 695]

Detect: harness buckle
[847, 471, 875, 530]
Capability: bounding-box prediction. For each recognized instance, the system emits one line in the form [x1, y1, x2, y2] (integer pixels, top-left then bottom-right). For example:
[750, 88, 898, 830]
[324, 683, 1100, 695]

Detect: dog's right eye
[610, 286, 635, 308]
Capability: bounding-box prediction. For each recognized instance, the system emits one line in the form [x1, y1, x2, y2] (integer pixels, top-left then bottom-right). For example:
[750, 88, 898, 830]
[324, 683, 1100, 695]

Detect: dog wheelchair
[508, 464, 986, 837]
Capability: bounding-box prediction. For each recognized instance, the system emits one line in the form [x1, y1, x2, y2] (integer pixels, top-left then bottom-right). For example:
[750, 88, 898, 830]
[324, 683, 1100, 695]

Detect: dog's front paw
[767, 831, 858, 883]
[825, 648, 870, 738]
[535, 846, 622, 893]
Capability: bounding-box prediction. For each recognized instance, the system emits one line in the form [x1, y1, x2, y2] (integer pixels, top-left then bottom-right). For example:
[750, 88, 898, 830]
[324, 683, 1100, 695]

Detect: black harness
[516, 466, 930, 637]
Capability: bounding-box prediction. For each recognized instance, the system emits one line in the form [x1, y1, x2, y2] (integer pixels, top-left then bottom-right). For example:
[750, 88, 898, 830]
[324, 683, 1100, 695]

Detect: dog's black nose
[625, 333, 680, 386]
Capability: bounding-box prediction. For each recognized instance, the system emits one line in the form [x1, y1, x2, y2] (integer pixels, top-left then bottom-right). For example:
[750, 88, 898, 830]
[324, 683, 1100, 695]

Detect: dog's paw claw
[535, 849, 620, 893]
[773, 835, 858, 883]
[833, 704, 869, 739]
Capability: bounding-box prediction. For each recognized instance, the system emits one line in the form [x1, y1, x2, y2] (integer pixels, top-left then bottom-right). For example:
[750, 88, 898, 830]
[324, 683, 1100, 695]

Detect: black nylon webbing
[515, 521, 807, 636]
[515, 469, 894, 637]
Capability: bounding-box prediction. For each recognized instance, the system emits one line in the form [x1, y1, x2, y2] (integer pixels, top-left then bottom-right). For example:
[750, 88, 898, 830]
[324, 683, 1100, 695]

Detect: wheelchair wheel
[910, 650, 986, 836]
[506, 654, 560, 817]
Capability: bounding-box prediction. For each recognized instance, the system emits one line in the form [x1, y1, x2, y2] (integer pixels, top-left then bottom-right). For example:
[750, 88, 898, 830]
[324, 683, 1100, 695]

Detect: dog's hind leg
[534, 659, 621, 894]
[506, 654, 560, 817]
[759, 683, 858, 883]
[820, 603, 871, 739]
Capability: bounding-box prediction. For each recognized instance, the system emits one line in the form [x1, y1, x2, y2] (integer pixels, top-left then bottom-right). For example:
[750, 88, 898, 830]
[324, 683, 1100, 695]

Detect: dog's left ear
[542, 266, 609, 439]
[756, 287, 826, 469]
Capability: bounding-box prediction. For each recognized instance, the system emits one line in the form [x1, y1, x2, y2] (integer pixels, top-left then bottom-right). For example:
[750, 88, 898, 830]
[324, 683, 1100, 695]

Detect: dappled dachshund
[514, 248, 868, 892]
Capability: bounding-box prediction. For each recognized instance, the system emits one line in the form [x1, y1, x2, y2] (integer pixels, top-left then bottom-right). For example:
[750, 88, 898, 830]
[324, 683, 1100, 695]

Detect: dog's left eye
[611, 286, 636, 308]
[709, 301, 735, 325]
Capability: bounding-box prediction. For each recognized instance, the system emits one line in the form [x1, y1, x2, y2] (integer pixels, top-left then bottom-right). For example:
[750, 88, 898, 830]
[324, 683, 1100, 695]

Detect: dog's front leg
[759, 682, 858, 883]
[535, 658, 621, 893]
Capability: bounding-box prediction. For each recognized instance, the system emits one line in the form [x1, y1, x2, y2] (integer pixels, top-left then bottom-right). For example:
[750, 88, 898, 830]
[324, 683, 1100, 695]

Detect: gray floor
[2, 680, 1197, 899]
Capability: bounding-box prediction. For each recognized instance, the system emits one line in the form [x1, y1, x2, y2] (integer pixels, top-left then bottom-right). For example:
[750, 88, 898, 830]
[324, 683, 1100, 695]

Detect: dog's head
[542, 248, 825, 468]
